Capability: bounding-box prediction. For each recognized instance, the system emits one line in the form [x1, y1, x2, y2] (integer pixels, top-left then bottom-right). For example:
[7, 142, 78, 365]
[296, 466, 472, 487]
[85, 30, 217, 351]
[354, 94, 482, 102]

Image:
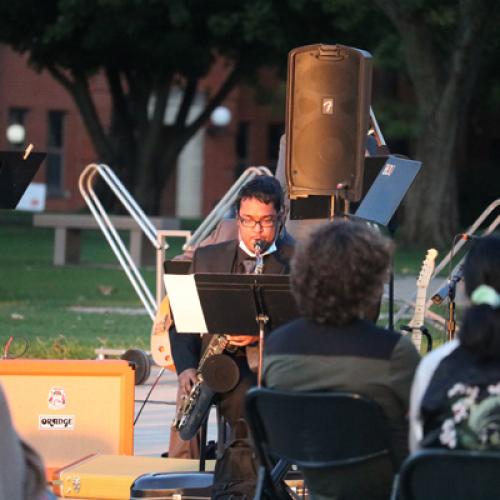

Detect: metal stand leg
[257, 315, 269, 387]
[134, 367, 165, 426]
[199, 417, 207, 472]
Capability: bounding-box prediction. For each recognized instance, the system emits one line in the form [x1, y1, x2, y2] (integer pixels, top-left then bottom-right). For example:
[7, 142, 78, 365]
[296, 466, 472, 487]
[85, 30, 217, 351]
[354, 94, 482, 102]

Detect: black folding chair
[245, 387, 398, 499]
[397, 448, 500, 500]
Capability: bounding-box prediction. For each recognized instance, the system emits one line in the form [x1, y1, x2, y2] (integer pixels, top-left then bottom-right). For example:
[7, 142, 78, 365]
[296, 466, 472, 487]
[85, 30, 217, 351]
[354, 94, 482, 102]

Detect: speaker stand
[333, 186, 352, 220]
[329, 194, 335, 220]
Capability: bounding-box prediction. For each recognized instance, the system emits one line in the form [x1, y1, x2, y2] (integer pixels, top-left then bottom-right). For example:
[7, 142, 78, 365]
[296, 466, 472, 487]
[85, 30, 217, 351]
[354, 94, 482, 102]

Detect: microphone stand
[432, 265, 463, 341]
[446, 279, 458, 341]
[387, 222, 397, 331]
[251, 283, 269, 387]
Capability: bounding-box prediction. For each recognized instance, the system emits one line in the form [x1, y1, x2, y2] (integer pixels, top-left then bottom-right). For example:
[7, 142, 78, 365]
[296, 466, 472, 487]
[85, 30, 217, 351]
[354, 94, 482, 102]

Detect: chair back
[398, 449, 500, 500]
[245, 387, 395, 469]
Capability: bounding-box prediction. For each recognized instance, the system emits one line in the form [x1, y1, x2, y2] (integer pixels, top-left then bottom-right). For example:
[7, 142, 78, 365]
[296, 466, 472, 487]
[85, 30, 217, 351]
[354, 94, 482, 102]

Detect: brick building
[0, 45, 284, 218]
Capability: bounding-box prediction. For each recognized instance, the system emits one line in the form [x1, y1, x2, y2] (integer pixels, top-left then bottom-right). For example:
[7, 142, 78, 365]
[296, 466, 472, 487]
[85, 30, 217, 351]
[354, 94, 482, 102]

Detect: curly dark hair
[291, 220, 393, 326]
[459, 233, 500, 360]
[235, 176, 284, 213]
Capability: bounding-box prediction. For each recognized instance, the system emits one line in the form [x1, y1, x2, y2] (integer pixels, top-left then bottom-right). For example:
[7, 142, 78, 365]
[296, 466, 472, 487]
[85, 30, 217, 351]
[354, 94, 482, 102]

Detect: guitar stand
[401, 325, 433, 353]
[420, 326, 433, 353]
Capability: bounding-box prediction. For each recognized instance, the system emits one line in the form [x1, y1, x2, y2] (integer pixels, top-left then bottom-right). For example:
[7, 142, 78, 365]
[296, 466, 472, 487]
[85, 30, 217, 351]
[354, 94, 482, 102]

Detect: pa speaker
[285, 44, 372, 201]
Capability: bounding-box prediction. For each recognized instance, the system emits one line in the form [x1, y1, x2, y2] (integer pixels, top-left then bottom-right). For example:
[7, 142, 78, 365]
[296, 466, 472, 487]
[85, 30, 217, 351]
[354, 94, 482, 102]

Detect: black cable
[133, 367, 166, 426]
[2, 336, 29, 359]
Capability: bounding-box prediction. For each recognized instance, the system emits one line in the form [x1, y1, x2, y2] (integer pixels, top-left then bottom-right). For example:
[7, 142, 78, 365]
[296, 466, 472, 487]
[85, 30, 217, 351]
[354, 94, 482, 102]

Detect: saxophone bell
[172, 334, 235, 438]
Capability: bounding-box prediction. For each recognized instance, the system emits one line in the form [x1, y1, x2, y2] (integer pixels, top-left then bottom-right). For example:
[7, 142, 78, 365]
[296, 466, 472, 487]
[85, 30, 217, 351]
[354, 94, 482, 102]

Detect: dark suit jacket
[169, 237, 294, 374]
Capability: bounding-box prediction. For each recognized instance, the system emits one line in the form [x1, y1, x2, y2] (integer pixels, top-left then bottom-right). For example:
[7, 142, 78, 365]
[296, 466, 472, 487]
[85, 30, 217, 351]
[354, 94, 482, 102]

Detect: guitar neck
[407, 248, 437, 353]
[409, 288, 426, 329]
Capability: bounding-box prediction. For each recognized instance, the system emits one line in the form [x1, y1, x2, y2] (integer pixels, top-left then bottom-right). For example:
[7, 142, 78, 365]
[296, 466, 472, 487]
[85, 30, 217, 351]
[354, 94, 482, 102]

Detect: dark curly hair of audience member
[459, 233, 500, 360]
[291, 220, 393, 325]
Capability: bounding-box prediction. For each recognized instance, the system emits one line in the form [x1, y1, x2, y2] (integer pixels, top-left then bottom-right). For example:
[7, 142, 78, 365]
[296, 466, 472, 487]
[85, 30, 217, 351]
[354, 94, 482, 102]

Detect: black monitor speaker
[285, 44, 372, 202]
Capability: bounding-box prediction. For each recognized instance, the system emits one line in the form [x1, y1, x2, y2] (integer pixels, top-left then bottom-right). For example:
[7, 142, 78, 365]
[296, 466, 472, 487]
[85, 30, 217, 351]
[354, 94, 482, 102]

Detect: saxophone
[172, 334, 234, 440]
[172, 240, 266, 440]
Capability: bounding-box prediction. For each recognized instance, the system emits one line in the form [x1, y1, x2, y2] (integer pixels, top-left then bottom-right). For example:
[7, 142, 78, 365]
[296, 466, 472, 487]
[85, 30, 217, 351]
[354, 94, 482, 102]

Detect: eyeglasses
[238, 215, 277, 228]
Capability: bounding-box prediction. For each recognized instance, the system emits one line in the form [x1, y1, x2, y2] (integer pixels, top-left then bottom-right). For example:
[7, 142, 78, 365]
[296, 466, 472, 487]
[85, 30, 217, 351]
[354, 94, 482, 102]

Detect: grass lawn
[0, 223, 186, 359]
[0, 220, 452, 359]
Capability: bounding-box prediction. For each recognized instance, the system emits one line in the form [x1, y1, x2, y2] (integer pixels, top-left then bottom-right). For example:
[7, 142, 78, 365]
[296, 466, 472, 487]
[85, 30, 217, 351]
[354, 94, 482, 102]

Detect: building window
[235, 121, 250, 179]
[7, 107, 28, 150]
[267, 122, 284, 173]
[46, 111, 66, 197]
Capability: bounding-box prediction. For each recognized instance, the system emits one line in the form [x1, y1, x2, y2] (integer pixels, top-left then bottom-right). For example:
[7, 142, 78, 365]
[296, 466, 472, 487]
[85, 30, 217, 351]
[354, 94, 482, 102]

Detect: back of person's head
[235, 175, 284, 214]
[459, 233, 500, 360]
[291, 220, 393, 326]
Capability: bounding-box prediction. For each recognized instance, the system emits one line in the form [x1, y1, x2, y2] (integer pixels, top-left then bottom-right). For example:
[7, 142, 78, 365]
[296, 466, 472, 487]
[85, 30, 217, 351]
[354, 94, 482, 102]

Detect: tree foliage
[2, 0, 497, 246]
[373, 0, 500, 246]
[0, 0, 382, 213]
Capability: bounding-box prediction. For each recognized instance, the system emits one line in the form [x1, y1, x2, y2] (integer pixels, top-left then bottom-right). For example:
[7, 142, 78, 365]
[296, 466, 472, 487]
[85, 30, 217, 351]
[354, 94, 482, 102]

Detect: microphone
[254, 239, 268, 253]
[431, 265, 464, 305]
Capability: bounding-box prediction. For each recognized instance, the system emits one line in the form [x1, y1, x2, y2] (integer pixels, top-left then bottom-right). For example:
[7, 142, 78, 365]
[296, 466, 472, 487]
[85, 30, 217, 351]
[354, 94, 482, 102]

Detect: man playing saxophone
[168, 175, 294, 496]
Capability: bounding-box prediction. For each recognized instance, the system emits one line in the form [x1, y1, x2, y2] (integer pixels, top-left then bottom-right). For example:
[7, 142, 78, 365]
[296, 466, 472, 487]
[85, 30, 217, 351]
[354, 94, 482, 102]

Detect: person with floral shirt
[409, 234, 500, 451]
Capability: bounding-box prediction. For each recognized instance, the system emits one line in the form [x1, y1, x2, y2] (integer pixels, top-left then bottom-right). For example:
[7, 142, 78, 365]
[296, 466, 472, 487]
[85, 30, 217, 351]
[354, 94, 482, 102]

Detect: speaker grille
[285, 44, 372, 201]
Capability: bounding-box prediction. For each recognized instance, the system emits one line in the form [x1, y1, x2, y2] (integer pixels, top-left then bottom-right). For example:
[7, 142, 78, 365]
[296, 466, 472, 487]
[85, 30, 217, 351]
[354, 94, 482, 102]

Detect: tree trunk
[133, 126, 184, 214]
[402, 103, 460, 248]
[375, 0, 493, 247]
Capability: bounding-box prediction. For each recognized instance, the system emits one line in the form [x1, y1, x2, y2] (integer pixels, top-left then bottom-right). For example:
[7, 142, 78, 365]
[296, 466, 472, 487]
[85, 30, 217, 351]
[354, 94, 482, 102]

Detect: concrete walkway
[134, 366, 218, 456]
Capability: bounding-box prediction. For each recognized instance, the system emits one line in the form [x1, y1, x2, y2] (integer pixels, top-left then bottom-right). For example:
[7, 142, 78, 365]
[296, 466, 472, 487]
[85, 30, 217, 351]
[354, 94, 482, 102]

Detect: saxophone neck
[254, 240, 265, 275]
[199, 334, 230, 365]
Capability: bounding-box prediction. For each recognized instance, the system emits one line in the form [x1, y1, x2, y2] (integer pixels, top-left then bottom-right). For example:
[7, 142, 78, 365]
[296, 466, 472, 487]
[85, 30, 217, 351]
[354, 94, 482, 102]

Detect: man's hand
[178, 368, 198, 395]
[229, 335, 259, 347]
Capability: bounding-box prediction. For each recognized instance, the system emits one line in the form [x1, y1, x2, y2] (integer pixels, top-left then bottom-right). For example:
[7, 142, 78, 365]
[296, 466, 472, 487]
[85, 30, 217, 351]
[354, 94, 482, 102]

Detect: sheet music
[163, 274, 208, 333]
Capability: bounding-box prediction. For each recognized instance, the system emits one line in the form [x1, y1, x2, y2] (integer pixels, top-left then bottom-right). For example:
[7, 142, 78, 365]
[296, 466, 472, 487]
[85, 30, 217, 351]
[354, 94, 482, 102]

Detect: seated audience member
[0, 385, 47, 500]
[409, 234, 500, 452]
[263, 220, 420, 500]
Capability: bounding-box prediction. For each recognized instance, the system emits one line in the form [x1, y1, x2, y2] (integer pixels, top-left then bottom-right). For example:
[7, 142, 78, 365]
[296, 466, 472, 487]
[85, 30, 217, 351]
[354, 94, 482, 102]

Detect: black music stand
[0, 151, 46, 209]
[164, 273, 299, 384]
[353, 155, 422, 330]
[354, 155, 421, 227]
[163, 259, 191, 275]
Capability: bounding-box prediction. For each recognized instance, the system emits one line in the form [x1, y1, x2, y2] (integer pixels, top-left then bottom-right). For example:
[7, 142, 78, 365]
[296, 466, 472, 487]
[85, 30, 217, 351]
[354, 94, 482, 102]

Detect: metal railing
[78, 163, 191, 320]
[393, 198, 500, 325]
[79, 163, 273, 318]
[185, 166, 273, 251]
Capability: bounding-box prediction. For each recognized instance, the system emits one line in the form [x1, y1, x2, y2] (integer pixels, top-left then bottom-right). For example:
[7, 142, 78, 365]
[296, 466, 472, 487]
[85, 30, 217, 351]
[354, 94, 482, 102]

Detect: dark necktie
[241, 257, 256, 274]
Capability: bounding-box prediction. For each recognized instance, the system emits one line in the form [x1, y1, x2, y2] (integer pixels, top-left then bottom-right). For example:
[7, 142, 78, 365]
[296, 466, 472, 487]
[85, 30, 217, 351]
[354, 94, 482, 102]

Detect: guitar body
[150, 296, 176, 371]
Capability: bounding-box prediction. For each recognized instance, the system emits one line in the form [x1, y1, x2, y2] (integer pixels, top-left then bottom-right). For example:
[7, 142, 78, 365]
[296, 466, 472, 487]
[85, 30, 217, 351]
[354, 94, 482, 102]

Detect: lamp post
[210, 106, 232, 128]
[6, 123, 26, 146]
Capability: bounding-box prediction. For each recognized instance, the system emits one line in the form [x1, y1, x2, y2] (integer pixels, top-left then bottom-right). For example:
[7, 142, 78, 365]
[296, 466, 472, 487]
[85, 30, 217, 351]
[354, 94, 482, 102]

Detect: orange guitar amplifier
[0, 359, 134, 476]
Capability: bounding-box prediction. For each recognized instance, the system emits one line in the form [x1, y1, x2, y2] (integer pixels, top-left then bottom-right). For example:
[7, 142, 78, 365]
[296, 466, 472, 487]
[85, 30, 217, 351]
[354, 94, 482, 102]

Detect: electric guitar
[150, 295, 176, 371]
[408, 248, 438, 352]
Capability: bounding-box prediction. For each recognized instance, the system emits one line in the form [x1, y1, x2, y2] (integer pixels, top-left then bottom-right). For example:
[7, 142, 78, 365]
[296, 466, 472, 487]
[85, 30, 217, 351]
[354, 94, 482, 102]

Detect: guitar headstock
[417, 248, 438, 289]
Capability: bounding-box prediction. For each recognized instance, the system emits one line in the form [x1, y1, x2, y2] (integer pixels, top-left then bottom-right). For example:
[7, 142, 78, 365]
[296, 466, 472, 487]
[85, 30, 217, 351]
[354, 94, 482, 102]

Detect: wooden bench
[33, 213, 188, 267]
